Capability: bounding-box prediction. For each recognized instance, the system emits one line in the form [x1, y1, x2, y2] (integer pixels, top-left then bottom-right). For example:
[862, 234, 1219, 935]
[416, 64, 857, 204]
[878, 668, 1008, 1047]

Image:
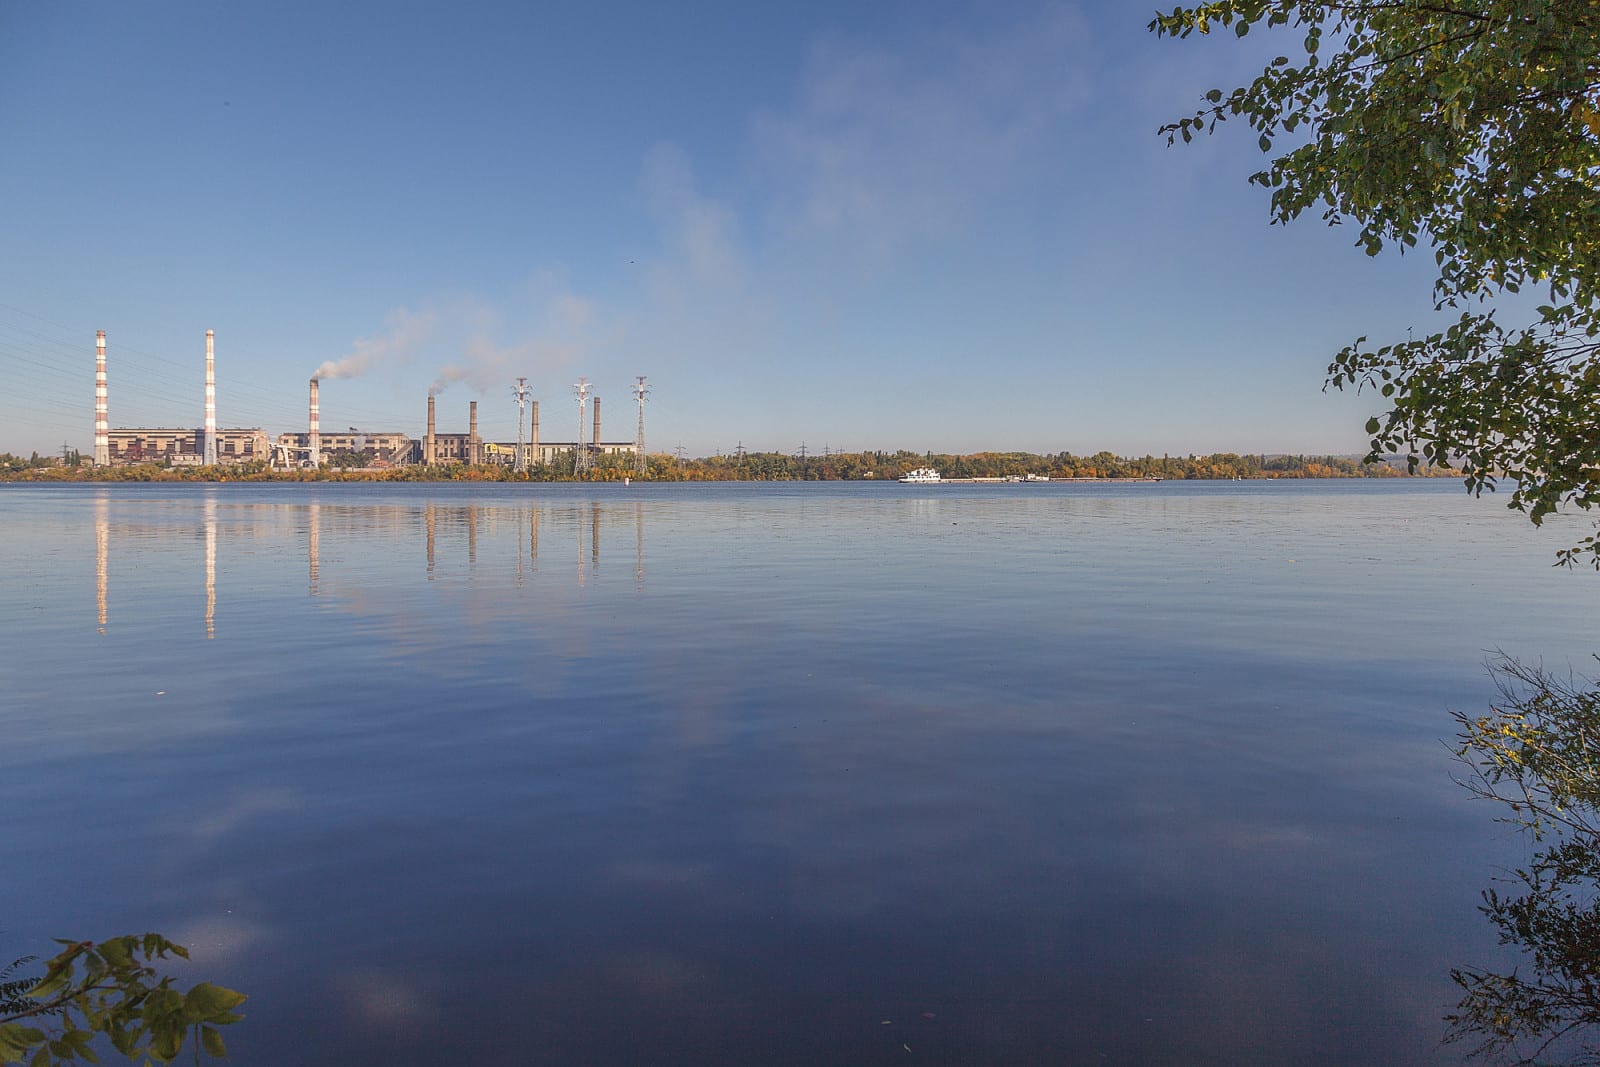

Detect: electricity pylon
[511, 377, 531, 472]
[574, 378, 591, 475]
[632, 376, 649, 476]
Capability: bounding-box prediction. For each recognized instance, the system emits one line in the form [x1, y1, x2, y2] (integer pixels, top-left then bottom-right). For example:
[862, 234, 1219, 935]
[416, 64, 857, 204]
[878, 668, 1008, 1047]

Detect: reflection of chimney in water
[95, 494, 108, 632]
[468, 503, 478, 566]
[205, 495, 217, 638]
[591, 502, 600, 566]
[425, 503, 436, 579]
[308, 501, 320, 595]
[530, 506, 539, 568]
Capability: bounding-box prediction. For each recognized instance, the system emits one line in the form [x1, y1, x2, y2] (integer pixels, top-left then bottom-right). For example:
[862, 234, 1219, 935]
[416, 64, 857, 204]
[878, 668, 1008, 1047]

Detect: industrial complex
[89, 329, 645, 471]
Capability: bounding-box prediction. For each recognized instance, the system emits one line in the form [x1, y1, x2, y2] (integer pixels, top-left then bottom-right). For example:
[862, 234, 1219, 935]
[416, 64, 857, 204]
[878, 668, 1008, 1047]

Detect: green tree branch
[0, 936, 244, 1066]
[1154, 0, 1600, 565]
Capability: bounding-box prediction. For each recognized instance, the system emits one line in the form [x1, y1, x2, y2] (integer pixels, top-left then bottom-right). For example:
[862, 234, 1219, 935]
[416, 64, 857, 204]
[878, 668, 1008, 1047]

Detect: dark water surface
[2, 480, 1596, 1065]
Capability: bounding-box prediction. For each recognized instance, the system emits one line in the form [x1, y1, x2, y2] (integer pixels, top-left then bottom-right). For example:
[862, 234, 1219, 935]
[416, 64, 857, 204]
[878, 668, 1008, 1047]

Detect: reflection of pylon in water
[633, 376, 649, 476]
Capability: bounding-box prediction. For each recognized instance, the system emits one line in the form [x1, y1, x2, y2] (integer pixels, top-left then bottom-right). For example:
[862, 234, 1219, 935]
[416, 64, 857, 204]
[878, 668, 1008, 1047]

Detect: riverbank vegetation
[0, 935, 243, 1065]
[0, 449, 1459, 484]
[1447, 658, 1600, 1064]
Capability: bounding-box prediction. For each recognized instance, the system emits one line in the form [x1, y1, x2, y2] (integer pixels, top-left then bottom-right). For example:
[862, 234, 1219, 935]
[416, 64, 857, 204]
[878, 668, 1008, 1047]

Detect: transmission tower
[632, 376, 649, 476]
[574, 378, 591, 475]
[511, 377, 531, 472]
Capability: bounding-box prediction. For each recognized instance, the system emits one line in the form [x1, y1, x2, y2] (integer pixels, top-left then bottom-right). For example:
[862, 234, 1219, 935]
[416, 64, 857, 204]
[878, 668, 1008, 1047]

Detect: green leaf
[96, 940, 133, 972]
[0, 1025, 35, 1061]
[199, 1026, 227, 1059]
[182, 984, 246, 1021]
[149, 1020, 184, 1064]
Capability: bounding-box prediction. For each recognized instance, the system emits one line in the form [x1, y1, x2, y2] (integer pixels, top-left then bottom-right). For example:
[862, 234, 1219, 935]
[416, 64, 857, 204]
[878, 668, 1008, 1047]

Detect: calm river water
[1, 480, 1596, 1065]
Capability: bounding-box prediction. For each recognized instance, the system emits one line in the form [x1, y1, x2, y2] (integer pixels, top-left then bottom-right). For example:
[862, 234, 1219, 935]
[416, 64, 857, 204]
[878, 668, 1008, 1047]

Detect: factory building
[93, 329, 267, 466]
[472, 440, 639, 466]
[275, 430, 416, 465]
[107, 428, 270, 465]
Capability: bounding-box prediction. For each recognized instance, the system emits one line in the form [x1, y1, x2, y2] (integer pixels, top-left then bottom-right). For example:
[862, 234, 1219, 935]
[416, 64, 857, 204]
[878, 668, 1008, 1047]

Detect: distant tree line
[0, 451, 76, 473]
[0, 449, 1461, 483]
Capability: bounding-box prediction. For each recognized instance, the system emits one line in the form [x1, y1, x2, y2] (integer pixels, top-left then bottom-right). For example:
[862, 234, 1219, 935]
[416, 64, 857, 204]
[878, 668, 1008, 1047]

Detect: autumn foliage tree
[1152, 1, 1600, 562]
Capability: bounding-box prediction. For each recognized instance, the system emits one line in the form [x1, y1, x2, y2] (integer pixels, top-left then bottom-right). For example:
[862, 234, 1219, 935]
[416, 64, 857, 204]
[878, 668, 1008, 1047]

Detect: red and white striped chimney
[309, 378, 321, 467]
[203, 330, 217, 465]
[94, 330, 108, 466]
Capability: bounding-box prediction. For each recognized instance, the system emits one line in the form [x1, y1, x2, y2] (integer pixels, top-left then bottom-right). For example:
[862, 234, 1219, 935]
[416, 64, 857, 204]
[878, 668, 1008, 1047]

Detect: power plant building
[108, 428, 270, 465]
[87, 327, 643, 470]
[275, 430, 416, 465]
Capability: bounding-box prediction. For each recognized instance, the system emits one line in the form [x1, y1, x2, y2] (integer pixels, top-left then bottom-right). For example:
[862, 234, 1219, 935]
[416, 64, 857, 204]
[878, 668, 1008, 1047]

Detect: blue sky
[0, 1, 1451, 457]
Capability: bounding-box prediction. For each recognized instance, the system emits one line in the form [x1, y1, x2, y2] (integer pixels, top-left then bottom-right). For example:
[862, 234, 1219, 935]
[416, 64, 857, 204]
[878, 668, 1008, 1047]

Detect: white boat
[899, 467, 942, 483]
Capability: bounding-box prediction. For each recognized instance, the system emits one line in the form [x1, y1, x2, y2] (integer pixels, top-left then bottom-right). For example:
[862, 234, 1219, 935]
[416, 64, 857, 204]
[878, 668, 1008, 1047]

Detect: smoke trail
[427, 295, 599, 395]
[429, 365, 470, 396]
[315, 308, 436, 381]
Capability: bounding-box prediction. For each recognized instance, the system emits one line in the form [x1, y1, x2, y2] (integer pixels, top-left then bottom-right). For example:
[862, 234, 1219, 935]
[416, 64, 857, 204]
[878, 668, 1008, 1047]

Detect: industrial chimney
[592, 396, 601, 457]
[308, 378, 321, 467]
[469, 400, 479, 465]
[530, 400, 539, 464]
[203, 330, 217, 465]
[94, 330, 108, 467]
[426, 395, 436, 465]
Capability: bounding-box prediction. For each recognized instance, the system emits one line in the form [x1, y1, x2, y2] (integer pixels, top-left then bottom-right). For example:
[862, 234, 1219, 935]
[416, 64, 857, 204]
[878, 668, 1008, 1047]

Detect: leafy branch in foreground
[1152, 1, 1600, 564]
[0, 935, 244, 1066]
[0, 959, 37, 1019]
[1448, 657, 1600, 1064]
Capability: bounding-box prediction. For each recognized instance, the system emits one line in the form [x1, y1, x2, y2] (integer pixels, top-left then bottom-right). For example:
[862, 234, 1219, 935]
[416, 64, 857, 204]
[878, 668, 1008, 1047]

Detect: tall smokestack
[94, 330, 108, 466]
[530, 400, 539, 463]
[309, 378, 321, 467]
[469, 400, 479, 465]
[593, 396, 601, 456]
[203, 330, 217, 465]
[426, 395, 436, 464]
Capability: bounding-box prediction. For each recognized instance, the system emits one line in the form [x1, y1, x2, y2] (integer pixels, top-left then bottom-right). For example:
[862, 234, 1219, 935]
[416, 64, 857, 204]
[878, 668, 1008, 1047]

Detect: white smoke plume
[428, 286, 603, 396]
[428, 364, 471, 396]
[315, 308, 437, 381]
